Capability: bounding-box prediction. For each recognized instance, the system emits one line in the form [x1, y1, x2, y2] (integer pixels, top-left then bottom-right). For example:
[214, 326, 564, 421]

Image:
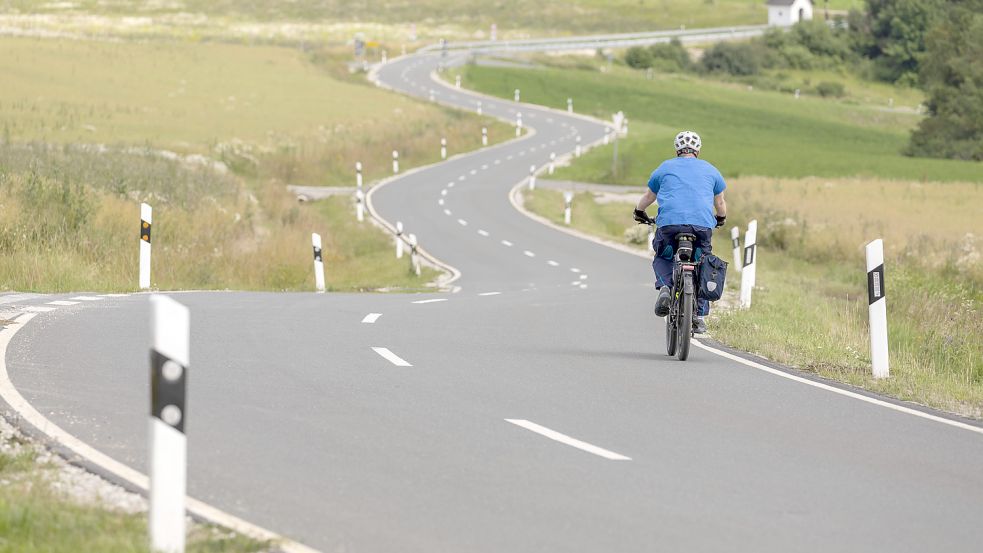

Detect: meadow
[0, 35, 514, 292]
[0, 0, 863, 41]
[460, 64, 983, 183]
[473, 60, 982, 417]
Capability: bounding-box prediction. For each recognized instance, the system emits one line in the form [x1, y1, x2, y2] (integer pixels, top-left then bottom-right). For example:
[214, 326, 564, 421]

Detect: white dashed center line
[547, 260, 560, 267]
[362, 313, 382, 324]
[481, 164, 488, 170]
[570, 268, 581, 273]
[470, 169, 477, 175]
[412, 298, 449, 304]
[523, 250, 536, 257]
[501, 240, 513, 247]
[21, 306, 55, 313]
[444, 209, 452, 216]
[478, 292, 502, 296]
[458, 175, 466, 181]
[372, 347, 413, 367]
[457, 219, 468, 226]
[441, 189, 448, 196]
[477, 229, 490, 237]
[505, 419, 631, 461]
[438, 198, 445, 206]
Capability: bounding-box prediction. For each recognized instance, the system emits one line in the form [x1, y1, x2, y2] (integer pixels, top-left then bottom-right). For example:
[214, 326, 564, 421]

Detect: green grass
[461, 64, 983, 183]
[0, 447, 269, 553]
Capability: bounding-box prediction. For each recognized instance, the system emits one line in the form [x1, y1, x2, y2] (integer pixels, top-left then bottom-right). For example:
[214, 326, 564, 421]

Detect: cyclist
[633, 130, 727, 334]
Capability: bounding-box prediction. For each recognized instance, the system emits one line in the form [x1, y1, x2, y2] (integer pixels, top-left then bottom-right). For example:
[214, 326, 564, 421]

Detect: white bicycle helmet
[674, 130, 702, 156]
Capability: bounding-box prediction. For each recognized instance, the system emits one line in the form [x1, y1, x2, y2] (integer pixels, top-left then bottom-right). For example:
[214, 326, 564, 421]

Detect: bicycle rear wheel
[677, 288, 693, 361]
[665, 308, 677, 356]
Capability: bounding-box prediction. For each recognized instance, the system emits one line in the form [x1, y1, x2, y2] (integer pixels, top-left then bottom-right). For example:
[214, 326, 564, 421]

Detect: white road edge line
[478, 292, 502, 296]
[47, 301, 80, 306]
[0, 314, 320, 553]
[691, 341, 983, 436]
[372, 347, 413, 367]
[505, 419, 631, 461]
[70, 296, 103, 301]
[361, 313, 382, 324]
[412, 298, 449, 304]
[21, 306, 55, 313]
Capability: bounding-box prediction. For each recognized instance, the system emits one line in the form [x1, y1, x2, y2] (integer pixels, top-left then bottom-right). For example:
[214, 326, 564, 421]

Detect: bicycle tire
[677, 287, 693, 361]
[665, 307, 677, 356]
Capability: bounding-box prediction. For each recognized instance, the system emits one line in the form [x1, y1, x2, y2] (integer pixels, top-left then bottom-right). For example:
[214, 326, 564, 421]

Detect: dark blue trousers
[651, 224, 713, 316]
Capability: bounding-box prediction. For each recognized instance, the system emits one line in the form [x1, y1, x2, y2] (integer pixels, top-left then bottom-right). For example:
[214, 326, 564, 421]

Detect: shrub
[649, 39, 691, 72]
[625, 46, 653, 69]
[700, 42, 762, 76]
[816, 81, 846, 98]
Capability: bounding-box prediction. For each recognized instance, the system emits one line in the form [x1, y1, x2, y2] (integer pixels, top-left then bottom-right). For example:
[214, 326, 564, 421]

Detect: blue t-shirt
[647, 157, 726, 228]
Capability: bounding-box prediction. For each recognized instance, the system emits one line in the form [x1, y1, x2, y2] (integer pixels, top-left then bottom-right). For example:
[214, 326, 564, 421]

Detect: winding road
[2, 49, 983, 553]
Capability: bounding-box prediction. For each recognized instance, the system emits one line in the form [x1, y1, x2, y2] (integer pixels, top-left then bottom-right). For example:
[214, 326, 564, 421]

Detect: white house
[767, 0, 813, 27]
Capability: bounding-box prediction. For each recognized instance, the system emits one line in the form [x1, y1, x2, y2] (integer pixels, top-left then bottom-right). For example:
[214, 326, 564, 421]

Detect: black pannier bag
[698, 254, 728, 301]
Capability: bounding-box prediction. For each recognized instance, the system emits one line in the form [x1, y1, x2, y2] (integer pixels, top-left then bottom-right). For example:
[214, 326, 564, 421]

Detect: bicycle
[638, 218, 700, 361]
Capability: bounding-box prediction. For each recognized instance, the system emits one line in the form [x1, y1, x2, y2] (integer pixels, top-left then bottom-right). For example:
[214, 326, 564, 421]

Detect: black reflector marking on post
[732, 237, 739, 249]
[151, 349, 186, 433]
[743, 244, 756, 267]
[867, 264, 885, 305]
[141, 220, 152, 243]
[313, 246, 323, 262]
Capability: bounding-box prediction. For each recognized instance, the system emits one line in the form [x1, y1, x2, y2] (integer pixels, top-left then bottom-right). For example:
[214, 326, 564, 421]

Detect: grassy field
[461, 64, 983, 183]
[0, 437, 269, 552]
[0, 0, 863, 40]
[0, 36, 509, 186]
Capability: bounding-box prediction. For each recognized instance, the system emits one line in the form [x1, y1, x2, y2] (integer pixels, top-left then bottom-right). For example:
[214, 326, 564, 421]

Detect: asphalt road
[4, 51, 983, 553]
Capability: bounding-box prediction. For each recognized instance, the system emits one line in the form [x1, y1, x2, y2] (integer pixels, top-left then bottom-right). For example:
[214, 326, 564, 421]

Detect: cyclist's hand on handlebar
[715, 215, 726, 228]
[633, 209, 653, 224]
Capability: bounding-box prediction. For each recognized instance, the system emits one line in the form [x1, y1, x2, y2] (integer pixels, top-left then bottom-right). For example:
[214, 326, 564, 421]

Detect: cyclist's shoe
[693, 317, 707, 334]
[654, 287, 671, 317]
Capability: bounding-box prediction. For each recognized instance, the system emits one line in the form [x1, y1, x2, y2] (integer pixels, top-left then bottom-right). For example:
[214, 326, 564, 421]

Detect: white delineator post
[515, 112, 522, 136]
[395, 221, 404, 259]
[440, 137, 447, 159]
[481, 127, 488, 146]
[148, 295, 188, 553]
[563, 191, 573, 225]
[409, 234, 421, 276]
[355, 161, 363, 191]
[140, 203, 152, 290]
[549, 152, 556, 175]
[355, 190, 365, 222]
[567, 97, 573, 113]
[392, 150, 399, 174]
[739, 220, 758, 308]
[381, 50, 387, 63]
[731, 226, 742, 273]
[429, 89, 435, 102]
[528, 165, 536, 191]
[575, 135, 582, 157]
[477, 101, 482, 116]
[866, 239, 890, 378]
[514, 88, 520, 102]
[312, 233, 325, 293]
[455, 75, 461, 88]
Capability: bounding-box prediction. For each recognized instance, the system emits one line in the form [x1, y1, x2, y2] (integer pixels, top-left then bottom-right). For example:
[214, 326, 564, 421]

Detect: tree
[700, 42, 762, 76]
[850, 0, 944, 84]
[907, 0, 983, 160]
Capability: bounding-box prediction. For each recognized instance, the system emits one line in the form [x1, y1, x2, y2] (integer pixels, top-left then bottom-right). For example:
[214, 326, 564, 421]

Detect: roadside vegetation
[0, 35, 518, 292]
[0, 428, 269, 553]
[468, 60, 982, 417]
